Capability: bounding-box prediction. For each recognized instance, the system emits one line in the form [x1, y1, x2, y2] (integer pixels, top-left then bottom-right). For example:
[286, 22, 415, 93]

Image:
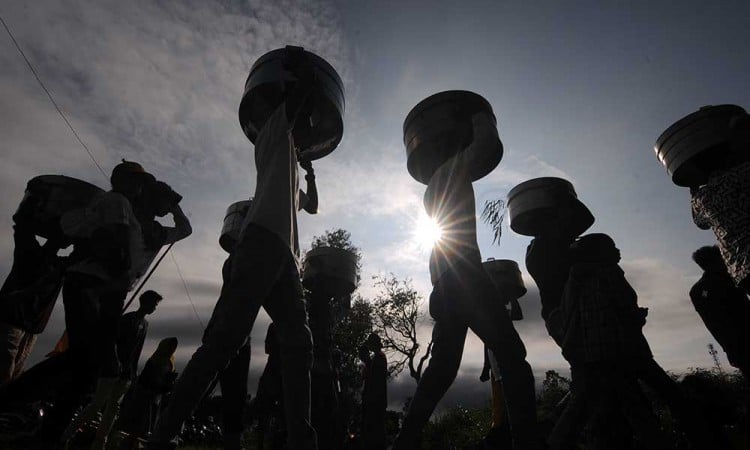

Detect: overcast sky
[1, 0, 749, 411]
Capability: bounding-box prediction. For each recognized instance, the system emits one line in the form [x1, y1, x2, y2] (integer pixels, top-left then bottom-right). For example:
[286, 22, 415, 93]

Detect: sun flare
[413, 212, 443, 250]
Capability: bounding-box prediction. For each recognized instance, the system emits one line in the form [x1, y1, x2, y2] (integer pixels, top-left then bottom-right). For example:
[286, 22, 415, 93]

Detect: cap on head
[111, 159, 156, 188]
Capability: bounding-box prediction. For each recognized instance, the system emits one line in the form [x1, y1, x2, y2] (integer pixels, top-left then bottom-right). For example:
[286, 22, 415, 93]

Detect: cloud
[0, 0, 353, 371]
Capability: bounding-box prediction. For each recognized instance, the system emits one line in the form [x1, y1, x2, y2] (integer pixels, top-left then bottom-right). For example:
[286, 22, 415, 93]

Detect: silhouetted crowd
[1, 45, 749, 450]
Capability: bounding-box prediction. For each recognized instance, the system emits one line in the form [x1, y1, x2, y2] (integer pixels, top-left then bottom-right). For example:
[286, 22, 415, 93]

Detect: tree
[370, 274, 433, 381]
[536, 370, 571, 426]
[332, 296, 374, 432]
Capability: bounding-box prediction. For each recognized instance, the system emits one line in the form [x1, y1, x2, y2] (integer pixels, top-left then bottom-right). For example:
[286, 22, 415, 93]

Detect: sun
[413, 211, 443, 250]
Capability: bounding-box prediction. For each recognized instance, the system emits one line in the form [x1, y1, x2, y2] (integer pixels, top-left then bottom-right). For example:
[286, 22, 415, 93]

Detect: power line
[0, 13, 109, 182]
[171, 251, 205, 330]
[2, 13, 205, 331]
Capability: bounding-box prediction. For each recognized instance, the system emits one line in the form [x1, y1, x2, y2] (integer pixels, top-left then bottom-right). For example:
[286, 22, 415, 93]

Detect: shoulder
[100, 191, 130, 207]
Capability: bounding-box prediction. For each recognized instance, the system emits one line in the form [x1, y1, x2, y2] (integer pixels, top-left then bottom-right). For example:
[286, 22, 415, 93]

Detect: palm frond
[481, 199, 506, 245]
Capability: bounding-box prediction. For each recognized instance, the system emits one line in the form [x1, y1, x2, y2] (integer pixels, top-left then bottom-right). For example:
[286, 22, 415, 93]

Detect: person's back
[690, 245, 750, 376]
[526, 236, 573, 323]
[425, 147, 481, 285]
[691, 156, 750, 295]
[560, 234, 651, 364]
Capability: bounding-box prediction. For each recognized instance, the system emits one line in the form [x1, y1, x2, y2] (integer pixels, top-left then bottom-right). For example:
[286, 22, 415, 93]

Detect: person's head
[692, 246, 726, 273]
[139, 290, 163, 315]
[157, 337, 178, 354]
[152, 337, 178, 365]
[570, 233, 620, 265]
[365, 333, 382, 351]
[111, 160, 155, 198]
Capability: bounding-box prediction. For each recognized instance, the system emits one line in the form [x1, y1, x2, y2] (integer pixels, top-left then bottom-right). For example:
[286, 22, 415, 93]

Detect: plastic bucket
[219, 200, 252, 252]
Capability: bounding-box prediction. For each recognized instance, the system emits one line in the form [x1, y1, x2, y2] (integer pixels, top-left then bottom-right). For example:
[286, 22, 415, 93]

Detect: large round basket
[655, 104, 747, 187]
[403, 90, 503, 184]
[18, 175, 104, 240]
[507, 177, 594, 237]
[239, 46, 344, 161]
[302, 246, 358, 297]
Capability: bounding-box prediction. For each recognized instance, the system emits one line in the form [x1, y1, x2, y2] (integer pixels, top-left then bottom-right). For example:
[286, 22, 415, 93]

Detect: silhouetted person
[546, 233, 665, 450]
[690, 245, 750, 378]
[358, 333, 386, 450]
[0, 196, 65, 384]
[60, 290, 163, 449]
[690, 118, 750, 296]
[552, 234, 724, 449]
[393, 113, 538, 450]
[110, 337, 179, 450]
[147, 57, 319, 450]
[35, 161, 155, 448]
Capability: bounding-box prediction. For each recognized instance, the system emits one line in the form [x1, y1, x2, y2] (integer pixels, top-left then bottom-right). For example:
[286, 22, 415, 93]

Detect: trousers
[148, 224, 316, 449]
[38, 273, 126, 444]
[547, 363, 666, 450]
[393, 268, 538, 450]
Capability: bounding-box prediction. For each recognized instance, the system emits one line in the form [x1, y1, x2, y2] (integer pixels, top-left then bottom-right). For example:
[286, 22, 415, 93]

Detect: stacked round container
[507, 177, 594, 237]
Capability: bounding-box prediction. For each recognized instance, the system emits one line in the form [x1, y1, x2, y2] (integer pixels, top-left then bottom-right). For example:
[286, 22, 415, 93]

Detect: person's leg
[547, 365, 593, 450]
[0, 322, 23, 385]
[611, 368, 668, 450]
[466, 274, 538, 450]
[264, 259, 317, 450]
[10, 330, 37, 379]
[391, 319, 468, 450]
[219, 342, 251, 450]
[148, 230, 287, 447]
[0, 352, 72, 408]
[60, 376, 120, 443]
[38, 275, 104, 445]
[309, 294, 340, 450]
[91, 378, 131, 450]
